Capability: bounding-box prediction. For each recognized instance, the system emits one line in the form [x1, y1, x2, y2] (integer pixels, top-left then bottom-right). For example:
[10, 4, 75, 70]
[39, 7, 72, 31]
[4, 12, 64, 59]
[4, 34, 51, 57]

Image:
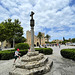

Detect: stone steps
[27, 51, 39, 57]
[9, 68, 29, 75]
[9, 59, 53, 75]
[21, 53, 44, 62]
[9, 51, 53, 75]
[15, 56, 48, 69]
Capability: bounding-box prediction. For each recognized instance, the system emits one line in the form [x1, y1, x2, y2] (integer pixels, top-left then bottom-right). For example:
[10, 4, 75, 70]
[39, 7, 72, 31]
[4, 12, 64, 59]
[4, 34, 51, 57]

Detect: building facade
[26, 30, 46, 46]
[52, 40, 62, 44]
[0, 40, 11, 48]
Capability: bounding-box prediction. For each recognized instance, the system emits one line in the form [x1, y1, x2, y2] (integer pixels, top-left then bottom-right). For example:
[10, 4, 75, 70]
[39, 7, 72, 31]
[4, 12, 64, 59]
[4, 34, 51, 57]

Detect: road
[0, 45, 75, 75]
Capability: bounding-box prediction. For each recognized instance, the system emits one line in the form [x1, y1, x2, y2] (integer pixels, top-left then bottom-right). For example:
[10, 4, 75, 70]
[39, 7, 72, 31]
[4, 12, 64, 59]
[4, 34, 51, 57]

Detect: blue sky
[0, 0, 75, 41]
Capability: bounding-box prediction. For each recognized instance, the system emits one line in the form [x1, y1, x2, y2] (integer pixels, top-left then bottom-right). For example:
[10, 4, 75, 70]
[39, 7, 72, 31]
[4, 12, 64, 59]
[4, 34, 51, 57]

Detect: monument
[30, 11, 35, 52]
[9, 11, 53, 75]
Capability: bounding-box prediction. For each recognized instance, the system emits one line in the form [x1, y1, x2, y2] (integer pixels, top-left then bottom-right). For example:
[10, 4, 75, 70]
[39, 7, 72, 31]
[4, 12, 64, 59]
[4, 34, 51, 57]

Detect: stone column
[31, 26, 35, 52]
[30, 11, 35, 52]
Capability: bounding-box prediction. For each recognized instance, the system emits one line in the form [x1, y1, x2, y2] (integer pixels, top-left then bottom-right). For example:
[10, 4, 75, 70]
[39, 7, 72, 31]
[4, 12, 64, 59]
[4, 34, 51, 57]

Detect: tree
[37, 32, 43, 45]
[45, 34, 50, 42]
[12, 19, 23, 48]
[0, 23, 6, 41]
[16, 36, 27, 43]
[72, 38, 75, 43]
[69, 38, 71, 42]
[0, 18, 23, 49]
[0, 23, 7, 49]
[7, 36, 27, 47]
[63, 37, 65, 41]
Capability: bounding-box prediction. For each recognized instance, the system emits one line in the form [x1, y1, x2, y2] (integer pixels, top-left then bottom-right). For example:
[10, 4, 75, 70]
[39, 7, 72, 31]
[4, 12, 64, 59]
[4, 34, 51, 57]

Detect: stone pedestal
[9, 51, 53, 75]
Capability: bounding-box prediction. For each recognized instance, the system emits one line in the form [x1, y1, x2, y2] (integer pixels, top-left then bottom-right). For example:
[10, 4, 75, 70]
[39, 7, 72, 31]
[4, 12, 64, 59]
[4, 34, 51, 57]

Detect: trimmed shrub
[0, 49, 28, 60]
[43, 48, 53, 55]
[35, 48, 44, 53]
[2, 52, 14, 60]
[35, 48, 53, 55]
[0, 48, 53, 60]
[60, 48, 75, 61]
[0, 51, 14, 60]
[19, 49, 28, 56]
[15, 43, 29, 50]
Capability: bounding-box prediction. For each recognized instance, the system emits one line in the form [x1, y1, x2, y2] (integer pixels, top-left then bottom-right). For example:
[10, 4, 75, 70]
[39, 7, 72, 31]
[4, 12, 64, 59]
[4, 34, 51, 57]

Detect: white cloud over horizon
[0, 0, 75, 41]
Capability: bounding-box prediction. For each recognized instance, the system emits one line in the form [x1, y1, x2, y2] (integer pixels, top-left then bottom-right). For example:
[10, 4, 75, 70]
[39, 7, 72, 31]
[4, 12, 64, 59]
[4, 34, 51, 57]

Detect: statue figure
[30, 11, 35, 27]
[30, 11, 34, 20]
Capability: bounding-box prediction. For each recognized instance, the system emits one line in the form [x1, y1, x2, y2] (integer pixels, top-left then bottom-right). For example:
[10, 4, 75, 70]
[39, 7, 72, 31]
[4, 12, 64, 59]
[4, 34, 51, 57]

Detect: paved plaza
[45, 45, 75, 75]
[0, 45, 75, 75]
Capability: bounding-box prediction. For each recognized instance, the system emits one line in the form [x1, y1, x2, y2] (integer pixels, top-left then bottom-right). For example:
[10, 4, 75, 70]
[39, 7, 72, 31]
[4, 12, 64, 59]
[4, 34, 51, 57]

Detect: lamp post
[30, 11, 35, 52]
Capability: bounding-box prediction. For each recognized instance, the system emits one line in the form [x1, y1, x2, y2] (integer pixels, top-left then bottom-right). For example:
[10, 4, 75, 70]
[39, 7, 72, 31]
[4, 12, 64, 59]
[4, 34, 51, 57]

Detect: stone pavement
[0, 59, 15, 75]
[45, 45, 75, 75]
[0, 45, 75, 75]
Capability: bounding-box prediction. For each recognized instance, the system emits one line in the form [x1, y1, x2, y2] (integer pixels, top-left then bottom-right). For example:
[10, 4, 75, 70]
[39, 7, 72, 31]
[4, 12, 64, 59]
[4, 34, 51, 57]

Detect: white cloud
[0, 0, 75, 41]
[1, 0, 17, 8]
[71, 5, 75, 12]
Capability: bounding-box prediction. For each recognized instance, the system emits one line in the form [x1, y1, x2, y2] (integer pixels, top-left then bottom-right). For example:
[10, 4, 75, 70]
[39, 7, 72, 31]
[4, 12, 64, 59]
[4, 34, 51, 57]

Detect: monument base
[9, 51, 53, 75]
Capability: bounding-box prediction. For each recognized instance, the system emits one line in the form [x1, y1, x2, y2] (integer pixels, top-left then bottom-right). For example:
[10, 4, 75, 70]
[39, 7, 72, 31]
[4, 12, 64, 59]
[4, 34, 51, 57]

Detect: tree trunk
[13, 38, 15, 48]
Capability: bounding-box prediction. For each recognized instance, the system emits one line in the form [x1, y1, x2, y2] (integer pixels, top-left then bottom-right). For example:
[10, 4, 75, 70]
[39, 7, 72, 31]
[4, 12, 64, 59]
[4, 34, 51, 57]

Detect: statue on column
[30, 11, 35, 27]
[9, 11, 53, 75]
[30, 11, 34, 20]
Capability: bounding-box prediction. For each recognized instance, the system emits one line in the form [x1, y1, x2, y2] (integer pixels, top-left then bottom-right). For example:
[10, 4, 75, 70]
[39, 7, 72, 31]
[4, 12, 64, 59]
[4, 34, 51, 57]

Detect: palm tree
[37, 32, 43, 45]
[45, 34, 51, 42]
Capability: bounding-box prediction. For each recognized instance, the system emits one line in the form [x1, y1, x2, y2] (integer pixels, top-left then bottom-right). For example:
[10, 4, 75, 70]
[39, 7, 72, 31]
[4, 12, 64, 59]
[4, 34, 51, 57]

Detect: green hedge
[60, 48, 75, 61]
[15, 43, 29, 50]
[35, 48, 53, 55]
[19, 49, 28, 56]
[0, 48, 53, 60]
[0, 49, 28, 60]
